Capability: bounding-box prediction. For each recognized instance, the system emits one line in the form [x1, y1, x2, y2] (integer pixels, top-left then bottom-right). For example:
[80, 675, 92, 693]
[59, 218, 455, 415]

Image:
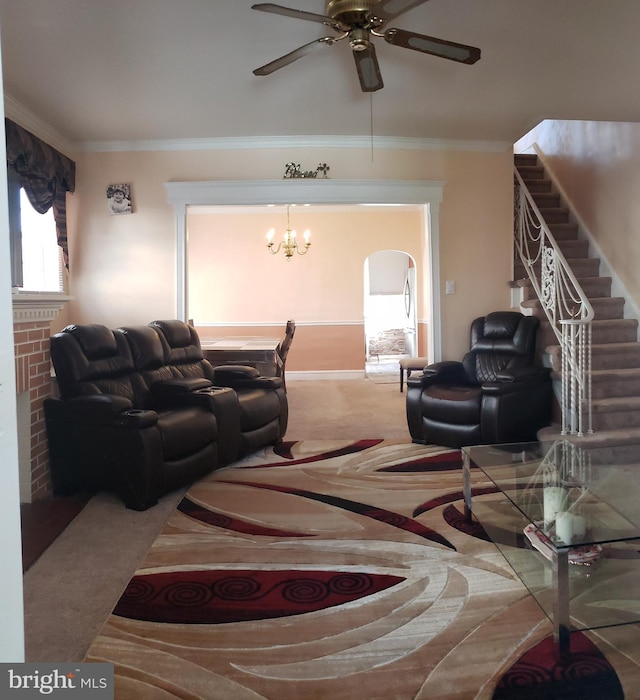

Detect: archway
[364, 250, 418, 380]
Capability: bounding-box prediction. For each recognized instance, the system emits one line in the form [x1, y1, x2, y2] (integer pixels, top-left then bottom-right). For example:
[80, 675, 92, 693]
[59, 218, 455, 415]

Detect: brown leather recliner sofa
[44, 320, 288, 510]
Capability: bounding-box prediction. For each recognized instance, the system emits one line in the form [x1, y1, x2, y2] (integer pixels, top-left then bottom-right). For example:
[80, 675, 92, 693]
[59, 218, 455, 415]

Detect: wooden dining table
[200, 336, 281, 365]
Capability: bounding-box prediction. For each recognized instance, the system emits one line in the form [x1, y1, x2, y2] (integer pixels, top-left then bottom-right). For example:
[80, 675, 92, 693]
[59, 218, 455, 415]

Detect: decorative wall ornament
[106, 183, 133, 215]
[283, 162, 330, 179]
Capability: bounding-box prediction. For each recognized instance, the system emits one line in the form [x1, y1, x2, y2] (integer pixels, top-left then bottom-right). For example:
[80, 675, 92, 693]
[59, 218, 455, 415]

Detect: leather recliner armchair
[149, 320, 289, 458]
[44, 323, 227, 510]
[406, 311, 552, 449]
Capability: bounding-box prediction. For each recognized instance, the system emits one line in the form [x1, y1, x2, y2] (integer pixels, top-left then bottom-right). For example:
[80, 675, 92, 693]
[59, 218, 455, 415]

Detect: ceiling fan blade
[374, 0, 431, 21]
[384, 27, 481, 64]
[354, 44, 384, 92]
[252, 3, 345, 31]
[253, 37, 336, 76]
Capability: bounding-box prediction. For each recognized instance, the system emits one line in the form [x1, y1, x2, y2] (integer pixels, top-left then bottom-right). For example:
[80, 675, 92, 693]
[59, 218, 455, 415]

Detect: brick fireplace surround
[13, 293, 71, 503]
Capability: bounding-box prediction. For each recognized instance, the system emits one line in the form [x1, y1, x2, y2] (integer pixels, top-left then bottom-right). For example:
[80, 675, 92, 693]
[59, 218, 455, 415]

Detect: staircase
[514, 153, 640, 447]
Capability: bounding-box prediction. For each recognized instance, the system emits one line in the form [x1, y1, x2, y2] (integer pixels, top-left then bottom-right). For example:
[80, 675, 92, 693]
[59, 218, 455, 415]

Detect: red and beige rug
[85, 440, 638, 698]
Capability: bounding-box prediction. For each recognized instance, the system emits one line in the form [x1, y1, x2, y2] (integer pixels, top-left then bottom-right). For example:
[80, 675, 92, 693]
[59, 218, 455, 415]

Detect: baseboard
[288, 370, 365, 381]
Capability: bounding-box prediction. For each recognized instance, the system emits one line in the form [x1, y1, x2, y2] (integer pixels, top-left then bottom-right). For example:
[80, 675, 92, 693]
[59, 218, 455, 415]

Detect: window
[8, 174, 63, 292]
[5, 119, 75, 289]
[18, 189, 63, 292]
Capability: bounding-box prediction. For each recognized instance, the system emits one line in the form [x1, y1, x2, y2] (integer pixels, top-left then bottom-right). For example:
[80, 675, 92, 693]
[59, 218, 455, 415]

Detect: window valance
[5, 119, 75, 267]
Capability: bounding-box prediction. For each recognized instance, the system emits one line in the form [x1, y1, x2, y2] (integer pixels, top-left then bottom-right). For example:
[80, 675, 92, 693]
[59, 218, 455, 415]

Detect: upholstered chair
[405, 311, 552, 449]
[149, 320, 289, 457]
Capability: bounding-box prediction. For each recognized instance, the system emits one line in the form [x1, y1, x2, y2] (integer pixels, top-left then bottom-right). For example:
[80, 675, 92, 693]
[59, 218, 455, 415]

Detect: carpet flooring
[84, 440, 640, 699]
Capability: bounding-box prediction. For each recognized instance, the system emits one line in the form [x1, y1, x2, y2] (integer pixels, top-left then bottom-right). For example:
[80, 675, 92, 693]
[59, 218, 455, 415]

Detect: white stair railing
[514, 167, 594, 436]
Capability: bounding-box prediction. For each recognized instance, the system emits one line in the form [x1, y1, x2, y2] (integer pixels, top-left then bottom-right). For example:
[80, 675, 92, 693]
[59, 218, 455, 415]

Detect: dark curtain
[5, 119, 76, 269]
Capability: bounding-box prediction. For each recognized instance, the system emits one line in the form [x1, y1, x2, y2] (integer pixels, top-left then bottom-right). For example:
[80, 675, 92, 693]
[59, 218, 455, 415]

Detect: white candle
[543, 486, 567, 527]
[555, 511, 574, 544]
[572, 515, 586, 539]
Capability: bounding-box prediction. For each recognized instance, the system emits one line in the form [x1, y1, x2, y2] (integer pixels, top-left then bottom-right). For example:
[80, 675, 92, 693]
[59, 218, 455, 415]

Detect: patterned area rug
[85, 440, 636, 699]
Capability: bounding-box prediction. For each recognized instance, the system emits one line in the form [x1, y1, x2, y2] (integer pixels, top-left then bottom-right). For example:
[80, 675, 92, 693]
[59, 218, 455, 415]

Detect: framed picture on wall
[106, 183, 133, 215]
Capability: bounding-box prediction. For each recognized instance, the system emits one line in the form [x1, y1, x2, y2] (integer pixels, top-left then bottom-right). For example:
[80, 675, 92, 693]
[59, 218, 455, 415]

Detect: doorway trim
[165, 179, 445, 362]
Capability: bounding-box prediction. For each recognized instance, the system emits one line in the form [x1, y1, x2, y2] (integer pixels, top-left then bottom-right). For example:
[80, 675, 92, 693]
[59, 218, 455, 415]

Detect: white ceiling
[1, 0, 640, 148]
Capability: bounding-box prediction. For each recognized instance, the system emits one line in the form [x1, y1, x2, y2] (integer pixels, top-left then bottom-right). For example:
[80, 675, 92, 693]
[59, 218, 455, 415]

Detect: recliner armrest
[150, 377, 212, 403]
[213, 365, 260, 381]
[407, 361, 468, 388]
[115, 408, 159, 428]
[155, 377, 212, 393]
[483, 366, 551, 394]
[66, 394, 159, 427]
[213, 365, 284, 391]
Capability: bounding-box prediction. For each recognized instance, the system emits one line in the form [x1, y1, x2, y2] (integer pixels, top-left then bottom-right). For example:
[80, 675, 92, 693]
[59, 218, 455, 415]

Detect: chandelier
[266, 205, 311, 260]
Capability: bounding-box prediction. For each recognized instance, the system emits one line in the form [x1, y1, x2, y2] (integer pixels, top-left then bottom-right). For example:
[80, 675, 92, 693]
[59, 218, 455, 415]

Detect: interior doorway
[167, 178, 444, 365]
[364, 250, 417, 380]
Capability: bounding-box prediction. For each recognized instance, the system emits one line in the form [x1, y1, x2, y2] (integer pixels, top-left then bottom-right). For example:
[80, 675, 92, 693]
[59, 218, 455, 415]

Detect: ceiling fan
[252, 0, 481, 92]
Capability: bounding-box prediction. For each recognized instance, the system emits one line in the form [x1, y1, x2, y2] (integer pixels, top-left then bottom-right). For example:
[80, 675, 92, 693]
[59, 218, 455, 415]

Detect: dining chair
[275, 320, 296, 390]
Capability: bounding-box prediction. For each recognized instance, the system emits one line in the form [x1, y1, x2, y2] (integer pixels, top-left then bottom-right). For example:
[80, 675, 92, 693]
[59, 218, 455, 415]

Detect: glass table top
[463, 440, 640, 549]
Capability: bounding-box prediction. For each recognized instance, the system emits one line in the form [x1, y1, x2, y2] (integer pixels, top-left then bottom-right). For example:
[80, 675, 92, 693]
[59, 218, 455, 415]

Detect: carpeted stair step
[591, 341, 640, 369]
[516, 220, 579, 241]
[590, 318, 638, 344]
[588, 396, 640, 431]
[547, 367, 640, 400]
[522, 296, 625, 321]
[556, 239, 589, 258]
[585, 296, 625, 319]
[547, 222, 579, 240]
[537, 318, 638, 347]
[590, 368, 640, 399]
[516, 276, 613, 302]
[531, 192, 561, 209]
[514, 257, 601, 280]
[546, 341, 640, 372]
[514, 154, 538, 166]
[537, 207, 569, 224]
[518, 178, 552, 194]
[538, 424, 640, 450]
[565, 257, 601, 277]
[516, 164, 545, 180]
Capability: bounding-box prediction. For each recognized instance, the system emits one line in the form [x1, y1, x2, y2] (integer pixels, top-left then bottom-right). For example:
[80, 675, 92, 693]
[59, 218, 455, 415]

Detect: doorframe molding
[165, 179, 445, 362]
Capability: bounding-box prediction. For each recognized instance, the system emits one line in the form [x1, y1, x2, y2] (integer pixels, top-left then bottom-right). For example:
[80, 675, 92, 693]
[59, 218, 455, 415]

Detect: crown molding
[3, 94, 77, 156]
[81, 134, 511, 154]
[2, 94, 510, 155]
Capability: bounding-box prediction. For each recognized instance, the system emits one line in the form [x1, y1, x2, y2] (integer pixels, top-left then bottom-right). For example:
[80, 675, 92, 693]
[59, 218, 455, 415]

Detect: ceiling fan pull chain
[370, 92, 374, 163]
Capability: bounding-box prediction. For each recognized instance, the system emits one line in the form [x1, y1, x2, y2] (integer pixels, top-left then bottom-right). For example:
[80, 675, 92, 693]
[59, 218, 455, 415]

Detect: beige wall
[516, 119, 640, 311]
[61, 145, 514, 364]
[188, 209, 424, 322]
[188, 208, 425, 371]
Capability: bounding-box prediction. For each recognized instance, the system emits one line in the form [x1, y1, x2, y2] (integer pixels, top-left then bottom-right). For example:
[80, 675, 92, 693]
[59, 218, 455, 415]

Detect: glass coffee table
[462, 440, 640, 654]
